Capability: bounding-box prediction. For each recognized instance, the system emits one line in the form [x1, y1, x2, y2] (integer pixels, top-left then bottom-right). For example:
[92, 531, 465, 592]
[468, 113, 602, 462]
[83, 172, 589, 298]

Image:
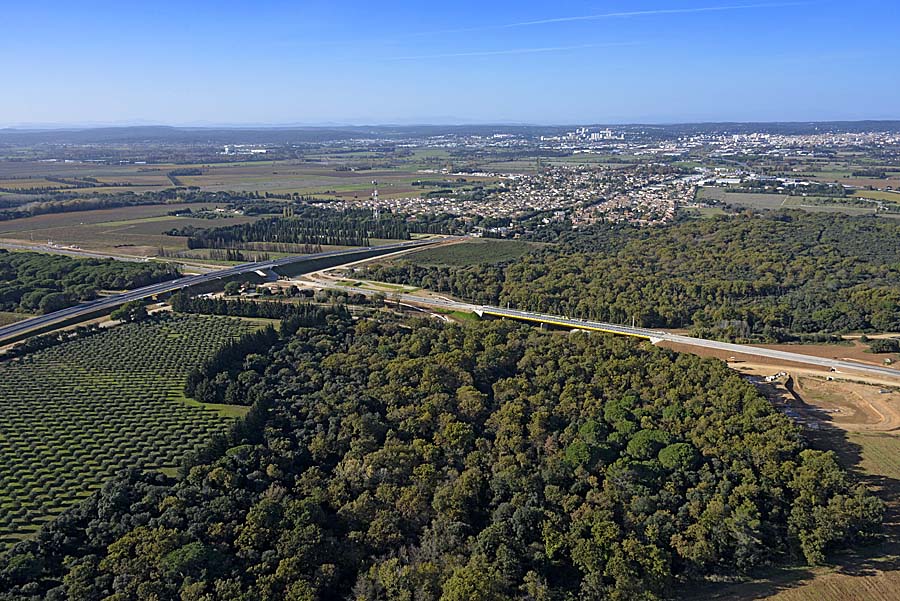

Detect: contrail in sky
[406, 2, 809, 37]
[280, 2, 809, 54]
[387, 41, 640, 61]
[508, 2, 808, 27]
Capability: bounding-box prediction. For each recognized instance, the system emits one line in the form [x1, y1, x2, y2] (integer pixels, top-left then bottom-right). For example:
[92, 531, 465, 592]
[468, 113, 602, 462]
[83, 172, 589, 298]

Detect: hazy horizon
[3, 117, 900, 132]
[3, 0, 898, 126]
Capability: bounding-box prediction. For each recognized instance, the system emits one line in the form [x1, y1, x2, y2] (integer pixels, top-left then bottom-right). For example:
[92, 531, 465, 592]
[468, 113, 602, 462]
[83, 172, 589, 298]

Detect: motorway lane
[303, 280, 900, 381]
[664, 331, 900, 378]
[484, 307, 900, 380]
[16, 247, 895, 383]
[0, 239, 436, 344]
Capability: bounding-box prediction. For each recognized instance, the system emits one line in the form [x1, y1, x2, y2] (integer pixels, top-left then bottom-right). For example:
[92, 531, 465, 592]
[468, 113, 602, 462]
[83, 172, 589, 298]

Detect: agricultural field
[697, 187, 887, 215]
[0, 202, 264, 258]
[476, 153, 639, 173]
[0, 161, 167, 181]
[853, 189, 900, 202]
[0, 314, 258, 549]
[769, 155, 900, 191]
[0, 156, 499, 202]
[173, 163, 416, 198]
[401, 238, 536, 266]
[809, 171, 900, 190]
[0, 178, 77, 192]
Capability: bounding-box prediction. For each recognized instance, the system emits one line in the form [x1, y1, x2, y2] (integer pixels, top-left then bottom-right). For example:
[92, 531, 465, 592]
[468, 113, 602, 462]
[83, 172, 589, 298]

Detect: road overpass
[0, 239, 439, 345]
[480, 307, 900, 380]
[300, 277, 900, 382]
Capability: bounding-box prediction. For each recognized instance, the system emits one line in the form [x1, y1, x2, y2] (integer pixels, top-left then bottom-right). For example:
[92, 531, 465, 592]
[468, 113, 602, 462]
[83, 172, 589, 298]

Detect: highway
[7, 243, 900, 383]
[0, 239, 437, 345]
[481, 307, 900, 380]
[302, 278, 900, 381]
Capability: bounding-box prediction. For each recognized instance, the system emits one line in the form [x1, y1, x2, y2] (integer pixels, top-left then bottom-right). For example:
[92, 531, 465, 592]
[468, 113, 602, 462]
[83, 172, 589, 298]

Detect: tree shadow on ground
[682, 379, 900, 600]
[804, 424, 900, 579]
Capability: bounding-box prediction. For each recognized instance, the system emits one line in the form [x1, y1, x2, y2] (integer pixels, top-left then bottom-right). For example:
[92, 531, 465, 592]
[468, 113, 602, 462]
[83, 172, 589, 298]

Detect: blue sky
[2, 0, 898, 125]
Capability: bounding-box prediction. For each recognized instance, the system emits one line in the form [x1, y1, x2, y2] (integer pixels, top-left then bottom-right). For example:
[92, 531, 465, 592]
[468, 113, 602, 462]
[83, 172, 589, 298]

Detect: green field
[0, 157, 498, 202]
[853, 190, 900, 202]
[335, 279, 420, 293]
[698, 187, 890, 216]
[849, 432, 900, 481]
[0, 311, 33, 326]
[681, 206, 728, 219]
[402, 239, 536, 266]
[0, 315, 257, 549]
[0, 203, 266, 258]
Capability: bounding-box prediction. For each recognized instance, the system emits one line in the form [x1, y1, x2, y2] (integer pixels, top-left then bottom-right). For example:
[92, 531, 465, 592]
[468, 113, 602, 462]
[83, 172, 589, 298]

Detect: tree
[789, 450, 883, 564]
[38, 292, 71, 313]
[0, 317, 883, 599]
[869, 338, 900, 354]
[625, 429, 670, 460]
[440, 555, 509, 601]
[0, 250, 178, 314]
[111, 300, 148, 323]
[162, 541, 219, 579]
[658, 442, 699, 471]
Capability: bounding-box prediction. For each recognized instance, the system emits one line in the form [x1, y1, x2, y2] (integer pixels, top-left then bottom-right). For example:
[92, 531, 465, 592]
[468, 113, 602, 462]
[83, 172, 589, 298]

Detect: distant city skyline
[3, 0, 898, 126]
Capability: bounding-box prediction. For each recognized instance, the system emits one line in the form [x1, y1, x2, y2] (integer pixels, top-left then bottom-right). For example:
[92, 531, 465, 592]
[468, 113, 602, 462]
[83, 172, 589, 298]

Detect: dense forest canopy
[168, 208, 466, 250]
[365, 211, 900, 340]
[0, 315, 880, 600]
[0, 251, 178, 314]
[363, 262, 509, 307]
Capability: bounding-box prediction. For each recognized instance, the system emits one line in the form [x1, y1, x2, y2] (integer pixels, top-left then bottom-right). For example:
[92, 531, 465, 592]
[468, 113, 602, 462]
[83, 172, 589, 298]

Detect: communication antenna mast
[372, 179, 379, 214]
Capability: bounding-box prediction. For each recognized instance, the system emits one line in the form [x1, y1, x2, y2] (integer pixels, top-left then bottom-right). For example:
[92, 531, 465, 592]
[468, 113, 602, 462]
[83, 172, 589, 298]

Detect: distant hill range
[0, 121, 898, 145]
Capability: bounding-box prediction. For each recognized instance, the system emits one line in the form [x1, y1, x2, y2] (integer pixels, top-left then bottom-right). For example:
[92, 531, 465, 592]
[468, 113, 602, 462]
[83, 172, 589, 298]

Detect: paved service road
[305, 279, 900, 381]
[482, 307, 900, 380]
[12, 249, 897, 383]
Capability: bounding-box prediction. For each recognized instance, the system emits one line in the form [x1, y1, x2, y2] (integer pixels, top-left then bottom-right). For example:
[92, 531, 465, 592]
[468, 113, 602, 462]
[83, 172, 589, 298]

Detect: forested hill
[365, 211, 900, 340]
[0, 316, 880, 600]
